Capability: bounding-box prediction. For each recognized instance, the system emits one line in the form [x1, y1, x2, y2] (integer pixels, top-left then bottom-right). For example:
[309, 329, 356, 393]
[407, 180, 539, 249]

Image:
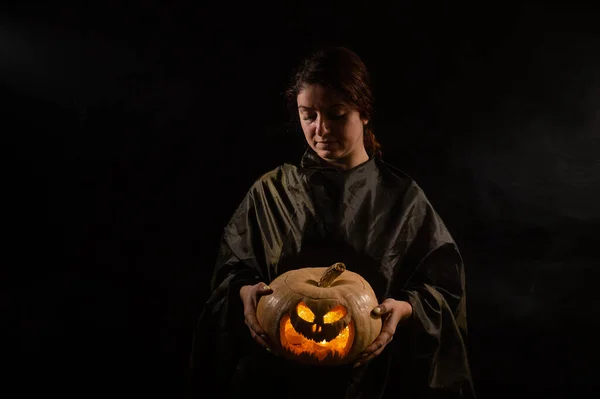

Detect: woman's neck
[328, 148, 370, 171]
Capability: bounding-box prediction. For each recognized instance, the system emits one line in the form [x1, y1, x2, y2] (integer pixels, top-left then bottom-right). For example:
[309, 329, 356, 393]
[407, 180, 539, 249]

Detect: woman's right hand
[239, 283, 274, 351]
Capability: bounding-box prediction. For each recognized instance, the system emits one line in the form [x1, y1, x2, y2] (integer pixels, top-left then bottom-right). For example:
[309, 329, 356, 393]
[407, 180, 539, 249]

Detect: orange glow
[296, 302, 315, 323]
[279, 314, 354, 362]
[323, 305, 347, 323]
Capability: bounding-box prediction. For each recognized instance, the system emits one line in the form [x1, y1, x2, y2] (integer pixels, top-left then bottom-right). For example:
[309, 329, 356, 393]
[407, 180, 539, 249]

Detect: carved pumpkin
[256, 262, 382, 366]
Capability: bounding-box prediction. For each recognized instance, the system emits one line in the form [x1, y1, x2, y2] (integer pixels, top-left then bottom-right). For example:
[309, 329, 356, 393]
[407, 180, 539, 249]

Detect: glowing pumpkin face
[256, 263, 382, 366]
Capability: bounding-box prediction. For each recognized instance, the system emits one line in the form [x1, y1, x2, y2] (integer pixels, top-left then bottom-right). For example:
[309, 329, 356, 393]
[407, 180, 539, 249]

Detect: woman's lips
[316, 141, 338, 147]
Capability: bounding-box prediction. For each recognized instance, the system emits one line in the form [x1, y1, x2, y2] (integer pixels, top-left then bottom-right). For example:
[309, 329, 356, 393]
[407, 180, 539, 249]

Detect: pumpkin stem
[318, 262, 346, 287]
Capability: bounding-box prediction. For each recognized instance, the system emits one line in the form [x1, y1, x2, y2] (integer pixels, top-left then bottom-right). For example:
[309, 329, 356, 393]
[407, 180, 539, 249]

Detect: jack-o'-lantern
[256, 262, 382, 366]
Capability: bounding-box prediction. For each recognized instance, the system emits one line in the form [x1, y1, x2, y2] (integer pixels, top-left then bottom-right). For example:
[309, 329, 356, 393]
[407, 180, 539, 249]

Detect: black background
[7, 1, 599, 398]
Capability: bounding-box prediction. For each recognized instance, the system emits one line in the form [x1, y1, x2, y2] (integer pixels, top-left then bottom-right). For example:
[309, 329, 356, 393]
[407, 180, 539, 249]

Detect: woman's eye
[330, 113, 347, 120]
[301, 113, 345, 122]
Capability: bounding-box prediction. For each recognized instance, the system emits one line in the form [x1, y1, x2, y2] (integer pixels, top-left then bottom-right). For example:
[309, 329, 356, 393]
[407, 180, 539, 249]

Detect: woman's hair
[285, 46, 382, 158]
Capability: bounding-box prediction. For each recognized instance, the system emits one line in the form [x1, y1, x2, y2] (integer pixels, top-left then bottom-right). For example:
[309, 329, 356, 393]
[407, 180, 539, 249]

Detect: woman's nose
[315, 116, 330, 136]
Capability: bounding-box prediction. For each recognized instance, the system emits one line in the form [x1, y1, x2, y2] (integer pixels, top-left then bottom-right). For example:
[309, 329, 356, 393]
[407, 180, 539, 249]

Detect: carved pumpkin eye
[296, 302, 315, 323]
[323, 305, 346, 323]
[296, 302, 347, 324]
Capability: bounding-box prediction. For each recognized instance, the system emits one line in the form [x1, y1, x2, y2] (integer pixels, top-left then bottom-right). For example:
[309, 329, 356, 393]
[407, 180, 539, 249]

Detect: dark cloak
[187, 149, 475, 399]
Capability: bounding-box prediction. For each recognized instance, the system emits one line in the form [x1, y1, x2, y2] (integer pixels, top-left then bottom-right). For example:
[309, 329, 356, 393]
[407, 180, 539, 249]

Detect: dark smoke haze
[5, 2, 599, 398]
[465, 32, 600, 226]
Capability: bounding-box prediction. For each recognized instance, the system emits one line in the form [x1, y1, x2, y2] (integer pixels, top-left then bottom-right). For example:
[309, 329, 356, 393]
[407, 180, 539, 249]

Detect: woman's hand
[239, 283, 275, 352]
[353, 298, 413, 368]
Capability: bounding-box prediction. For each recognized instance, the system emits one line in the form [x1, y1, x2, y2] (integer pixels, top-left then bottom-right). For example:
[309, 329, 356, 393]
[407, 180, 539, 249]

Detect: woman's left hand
[353, 298, 413, 368]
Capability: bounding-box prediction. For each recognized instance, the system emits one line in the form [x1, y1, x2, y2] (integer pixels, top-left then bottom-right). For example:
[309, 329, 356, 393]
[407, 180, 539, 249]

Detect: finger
[244, 312, 275, 348]
[244, 312, 267, 336]
[354, 332, 394, 367]
[355, 338, 392, 367]
[241, 284, 271, 315]
[248, 327, 272, 350]
[372, 298, 396, 316]
[360, 330, 394, 358]
[255, 284, 273, 297]
[244, 318, 271, 349]
[382, 308, 403, 333]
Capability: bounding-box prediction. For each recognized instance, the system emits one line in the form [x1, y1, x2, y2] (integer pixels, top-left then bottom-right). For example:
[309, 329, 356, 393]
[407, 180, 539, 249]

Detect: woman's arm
[186, 190, 268, 398]
[391, 199, 475, 398]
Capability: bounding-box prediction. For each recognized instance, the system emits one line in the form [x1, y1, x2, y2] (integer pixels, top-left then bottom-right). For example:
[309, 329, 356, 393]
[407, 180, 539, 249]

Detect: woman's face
[297, 84, 369, 170]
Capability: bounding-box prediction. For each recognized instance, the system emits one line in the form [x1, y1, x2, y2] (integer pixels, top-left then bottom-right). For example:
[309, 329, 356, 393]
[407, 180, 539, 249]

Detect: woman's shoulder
[377, 159, 456, 228]
[375, 158, 426, 198]
[248, 163, 304, 193]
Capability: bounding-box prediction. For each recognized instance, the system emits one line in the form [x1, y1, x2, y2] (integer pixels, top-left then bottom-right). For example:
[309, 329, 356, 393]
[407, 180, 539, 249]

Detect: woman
[187, 46, 475, 399]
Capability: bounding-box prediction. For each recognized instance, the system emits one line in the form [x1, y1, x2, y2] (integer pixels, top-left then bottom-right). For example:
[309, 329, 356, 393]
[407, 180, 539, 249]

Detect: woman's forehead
[297, 84, 347, 108]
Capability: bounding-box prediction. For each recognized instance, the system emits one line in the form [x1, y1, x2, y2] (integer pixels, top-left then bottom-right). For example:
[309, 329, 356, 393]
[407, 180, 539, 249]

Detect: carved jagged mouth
[279, 314, 354, 363]
[291, 319, 347, 342]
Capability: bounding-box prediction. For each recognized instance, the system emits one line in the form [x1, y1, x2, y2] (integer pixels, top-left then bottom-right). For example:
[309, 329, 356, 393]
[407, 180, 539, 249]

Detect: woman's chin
[314, 146, 342, 159]
[316, 151, 341, 161]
